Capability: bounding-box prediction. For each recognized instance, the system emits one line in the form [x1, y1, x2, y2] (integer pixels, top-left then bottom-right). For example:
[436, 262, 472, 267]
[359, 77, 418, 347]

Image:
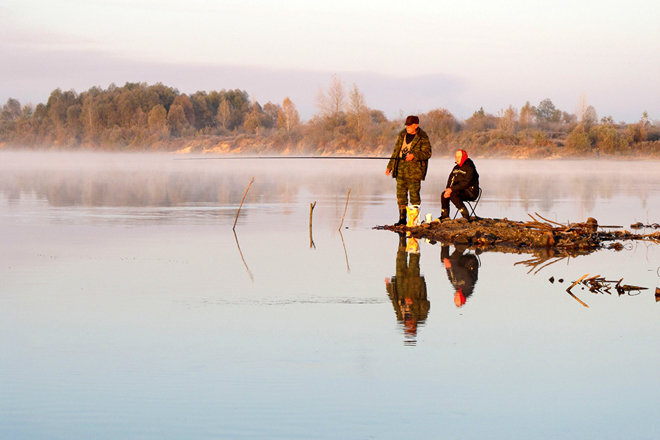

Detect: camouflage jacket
[386, 128, 432, 181]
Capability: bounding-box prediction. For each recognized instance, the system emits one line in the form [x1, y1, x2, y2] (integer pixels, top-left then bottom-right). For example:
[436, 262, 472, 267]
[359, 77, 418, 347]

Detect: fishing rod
[174, 156, 428, 161]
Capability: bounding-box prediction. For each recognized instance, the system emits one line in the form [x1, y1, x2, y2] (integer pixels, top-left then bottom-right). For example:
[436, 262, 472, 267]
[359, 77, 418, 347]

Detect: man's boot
[459, 207, 470, 220]
[440, 208, 449, 220]
[395, 206, 407, 226]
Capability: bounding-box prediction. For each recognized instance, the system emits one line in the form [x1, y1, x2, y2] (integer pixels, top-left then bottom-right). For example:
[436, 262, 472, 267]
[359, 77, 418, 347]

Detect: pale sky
[1, 0, 658, 121]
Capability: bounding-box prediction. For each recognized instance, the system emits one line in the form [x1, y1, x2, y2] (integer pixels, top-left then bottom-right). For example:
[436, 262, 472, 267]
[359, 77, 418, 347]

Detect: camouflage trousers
[396, 178, 421, 207]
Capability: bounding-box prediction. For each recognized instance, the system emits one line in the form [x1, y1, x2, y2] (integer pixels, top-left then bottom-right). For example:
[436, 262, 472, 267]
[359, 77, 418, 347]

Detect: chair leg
[468, 190, 482, 219]
[467, 201, 477, 218]
[451, 188, 482, 220]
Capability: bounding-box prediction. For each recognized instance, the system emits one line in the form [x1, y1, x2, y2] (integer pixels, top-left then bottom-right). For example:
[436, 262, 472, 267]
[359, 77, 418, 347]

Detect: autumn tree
[316, 74, 347, 132]
[420, 108, 458, 142]
[171, 94, 195, 127]
[148, 104, 168, 136]
[276, 97, 300, 137]
[1, 98, 22, 122]
[627, 111, 651, 142]
[243, 101, 269, 134]
[497, 106, 517, 134]
[317, 75, 345, 117]
[519, 101, 535, 129]
[534, 99, 561, 128]
[346, 84, 368, 141]
[565, 125, 592, 153]
[190, 92, 214, 130]
[261, 102, 280, 129]
[214, 90, 250, 132]
[216, 99, 231, 131]
[582, 105, 598, 131]
[465, 107, 497, 131]
[592, 121, 629, 154]
[167, 104, 188, 136]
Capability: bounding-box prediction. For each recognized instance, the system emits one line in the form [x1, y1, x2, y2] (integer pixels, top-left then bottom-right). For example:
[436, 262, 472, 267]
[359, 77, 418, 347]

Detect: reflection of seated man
[441, 244, 479, 307]
[441, 149, 480, 220]
[385, 234, 429, 342]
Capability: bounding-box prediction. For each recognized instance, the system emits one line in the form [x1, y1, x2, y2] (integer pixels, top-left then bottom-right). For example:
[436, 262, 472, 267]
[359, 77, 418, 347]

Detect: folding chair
[453, 187, 482, 220]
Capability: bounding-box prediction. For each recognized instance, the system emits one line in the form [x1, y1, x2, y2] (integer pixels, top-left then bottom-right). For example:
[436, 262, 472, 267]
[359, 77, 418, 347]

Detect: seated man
[441, 149, 479, 220]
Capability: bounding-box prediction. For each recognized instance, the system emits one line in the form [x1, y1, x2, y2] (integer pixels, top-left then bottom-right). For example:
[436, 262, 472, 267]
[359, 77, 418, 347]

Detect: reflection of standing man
[441, 244, 479, 307]
[386, 116, 432, 226]
[385, 234, 430, 343]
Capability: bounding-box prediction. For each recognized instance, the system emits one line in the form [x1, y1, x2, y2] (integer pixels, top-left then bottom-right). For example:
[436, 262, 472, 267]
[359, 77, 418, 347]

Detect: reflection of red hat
[404, 317, 418, 336]
[454, 287, 466, 307]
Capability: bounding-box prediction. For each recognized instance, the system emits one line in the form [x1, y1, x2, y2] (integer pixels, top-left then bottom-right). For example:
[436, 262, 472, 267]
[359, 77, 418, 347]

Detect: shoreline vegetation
[1, 79, 658, 158]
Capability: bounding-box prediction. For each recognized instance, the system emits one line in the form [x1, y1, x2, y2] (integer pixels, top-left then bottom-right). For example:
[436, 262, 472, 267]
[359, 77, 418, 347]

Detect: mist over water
[1, 151, 658, 439]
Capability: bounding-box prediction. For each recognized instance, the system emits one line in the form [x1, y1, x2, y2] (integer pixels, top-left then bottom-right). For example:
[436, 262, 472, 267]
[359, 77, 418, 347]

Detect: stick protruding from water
[338, 188, 351, 231]
[233, 176, 255, 231]
[309, 201, 317, 249]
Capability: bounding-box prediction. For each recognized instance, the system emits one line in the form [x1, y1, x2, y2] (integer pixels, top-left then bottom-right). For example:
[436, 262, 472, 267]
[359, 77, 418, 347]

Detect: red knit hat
[456, 149, 468, 167]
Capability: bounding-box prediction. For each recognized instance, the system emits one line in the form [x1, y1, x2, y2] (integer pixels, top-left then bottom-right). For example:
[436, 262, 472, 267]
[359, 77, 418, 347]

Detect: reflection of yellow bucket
[405, 237, 419, 253]
[406, 205, 420, 227]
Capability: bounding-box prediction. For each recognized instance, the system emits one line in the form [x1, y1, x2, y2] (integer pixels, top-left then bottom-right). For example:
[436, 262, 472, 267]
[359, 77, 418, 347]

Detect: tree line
[1, 77, 658, 157]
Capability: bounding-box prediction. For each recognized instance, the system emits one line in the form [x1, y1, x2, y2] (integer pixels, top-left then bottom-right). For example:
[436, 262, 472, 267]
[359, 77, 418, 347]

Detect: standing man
[441, 149, 479, 220]
[386, 115, 432, 226]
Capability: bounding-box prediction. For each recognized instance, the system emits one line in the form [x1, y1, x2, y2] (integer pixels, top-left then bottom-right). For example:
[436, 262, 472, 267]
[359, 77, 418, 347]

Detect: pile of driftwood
[376, 212, 660, 257]
[564, 273, 648, 296]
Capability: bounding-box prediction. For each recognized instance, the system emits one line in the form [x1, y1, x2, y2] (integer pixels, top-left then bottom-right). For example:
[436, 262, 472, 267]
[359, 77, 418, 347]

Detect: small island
[376, 214, 660, 258]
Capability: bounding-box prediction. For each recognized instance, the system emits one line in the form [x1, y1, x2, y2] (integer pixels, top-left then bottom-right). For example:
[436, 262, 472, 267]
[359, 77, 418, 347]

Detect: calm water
[1, 152, 658, 440]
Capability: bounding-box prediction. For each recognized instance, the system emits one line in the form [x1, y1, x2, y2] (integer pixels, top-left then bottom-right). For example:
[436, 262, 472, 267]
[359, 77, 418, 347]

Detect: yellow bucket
[406, 205, 420, 227]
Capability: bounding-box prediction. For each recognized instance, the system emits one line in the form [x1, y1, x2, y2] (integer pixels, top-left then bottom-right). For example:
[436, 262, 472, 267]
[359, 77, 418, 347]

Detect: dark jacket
[446, 158, 479, 199]
[387, 128, 432, 181]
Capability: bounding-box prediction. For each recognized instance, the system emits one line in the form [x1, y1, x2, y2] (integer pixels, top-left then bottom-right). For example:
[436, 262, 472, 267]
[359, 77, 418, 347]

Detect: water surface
[1, 152, 658, 439]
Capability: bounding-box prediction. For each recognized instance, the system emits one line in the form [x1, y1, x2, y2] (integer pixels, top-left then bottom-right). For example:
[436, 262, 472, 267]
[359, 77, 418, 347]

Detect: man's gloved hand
[385, 168, 391, 176]
[405, 153, 414, 162]
[443, 188, 452, 198]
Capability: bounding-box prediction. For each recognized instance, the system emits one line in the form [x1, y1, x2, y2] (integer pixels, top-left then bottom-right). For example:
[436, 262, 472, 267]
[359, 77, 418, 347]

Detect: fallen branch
[534, 212, 570, 229]
[566, 273, 590, 293]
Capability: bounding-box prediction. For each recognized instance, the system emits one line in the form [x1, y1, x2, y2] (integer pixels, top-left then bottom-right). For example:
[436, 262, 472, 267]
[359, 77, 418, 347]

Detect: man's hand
[443, 258, 451, 269]
[385, 168, 391, 176]
[443, 188, 452, 198]
[405, 153, 414, 162]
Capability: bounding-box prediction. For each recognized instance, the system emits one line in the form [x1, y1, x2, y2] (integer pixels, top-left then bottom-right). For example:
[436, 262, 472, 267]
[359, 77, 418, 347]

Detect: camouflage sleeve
[416, 135, 432, 161]
[387, 133, 403, 171]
